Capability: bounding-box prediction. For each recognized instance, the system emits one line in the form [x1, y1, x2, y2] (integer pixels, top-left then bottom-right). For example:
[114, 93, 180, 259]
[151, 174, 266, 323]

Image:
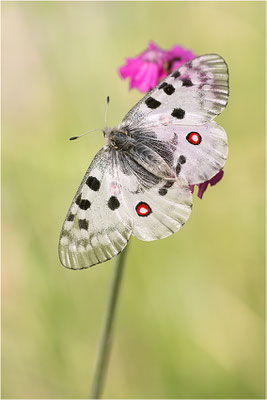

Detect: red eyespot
[136, 202, 152, 217]
[186, 132, 202, 145]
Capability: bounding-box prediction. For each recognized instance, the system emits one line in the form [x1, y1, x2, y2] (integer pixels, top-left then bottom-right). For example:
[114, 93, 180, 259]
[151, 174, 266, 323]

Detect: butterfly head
[104, 127, 135, 151]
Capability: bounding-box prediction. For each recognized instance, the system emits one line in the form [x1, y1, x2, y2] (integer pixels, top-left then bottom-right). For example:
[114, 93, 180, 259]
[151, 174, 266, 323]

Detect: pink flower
[119, 42, 196, 93]
[189, 169, 224, 199]
[165, 45, 196, 73]
[119, 41, 167, 93]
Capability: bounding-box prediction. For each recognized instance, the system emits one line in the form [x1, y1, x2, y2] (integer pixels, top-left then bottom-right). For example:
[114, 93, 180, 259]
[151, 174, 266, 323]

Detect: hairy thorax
[104, 127, 176, 181]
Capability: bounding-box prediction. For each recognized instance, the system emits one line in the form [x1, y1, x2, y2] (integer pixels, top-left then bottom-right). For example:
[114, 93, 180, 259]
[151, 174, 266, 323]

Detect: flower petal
[132, 62, 159, 92]
[190, 169, 224, 199]
[165, 45, 196, 72]
[148, 41, 161, 51]
[189, 185, 195, 194]
[118, 42, 168, 92]
[119, 58, 143, 79]
[197, 182, 209, 199]
[209, 169, 224, 186]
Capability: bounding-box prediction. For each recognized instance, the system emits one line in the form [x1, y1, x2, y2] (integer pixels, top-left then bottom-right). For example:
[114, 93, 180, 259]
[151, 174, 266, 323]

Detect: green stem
[89, 245, 129, 399]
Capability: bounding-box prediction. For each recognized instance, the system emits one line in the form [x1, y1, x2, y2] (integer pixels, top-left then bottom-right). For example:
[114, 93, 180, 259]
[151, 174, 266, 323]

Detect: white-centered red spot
[186, 132, 202, 145]
[136, 202, 152, 217]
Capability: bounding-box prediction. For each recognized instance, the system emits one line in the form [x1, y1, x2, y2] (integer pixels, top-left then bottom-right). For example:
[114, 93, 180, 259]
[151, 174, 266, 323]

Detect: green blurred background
[2, 1, 265, 399]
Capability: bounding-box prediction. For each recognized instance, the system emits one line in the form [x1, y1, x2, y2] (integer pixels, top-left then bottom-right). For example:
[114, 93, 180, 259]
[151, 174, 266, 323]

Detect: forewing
[121, 54, 229, 129]
[59, 147, 132, 269]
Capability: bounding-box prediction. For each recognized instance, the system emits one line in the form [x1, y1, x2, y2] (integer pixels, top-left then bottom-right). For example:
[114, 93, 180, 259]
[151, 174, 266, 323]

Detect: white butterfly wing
[59, 147, 132, 270]
[123, 178, 192, 241]
[121, 54, 229, 129]
[112, 152, 192, 241]
[145, 121, 228, 185]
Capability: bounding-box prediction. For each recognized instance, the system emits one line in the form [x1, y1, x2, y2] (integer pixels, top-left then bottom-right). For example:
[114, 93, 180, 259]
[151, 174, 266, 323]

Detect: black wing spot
[159, 82, 175, 95]
[179, 155, 186, 164]
[86, 176, 100, 191]
[176, 163, 181, 175]
[145, 96, 161, 109]
[172, 108, 185, 119]
[171, 70, 181, 79]
[79, 199, 91, 210]
[75, 194, 82, 205]
[159, 188, 168, 196]
[67, 213, 75, 221]
[164, 181, 175, 189]
[164, 84, 175, 95]
[108, 196, 120, 210]
[78, 219, 89, 230]
[159, 82, 168, 90]
[182, 78, 193, 87]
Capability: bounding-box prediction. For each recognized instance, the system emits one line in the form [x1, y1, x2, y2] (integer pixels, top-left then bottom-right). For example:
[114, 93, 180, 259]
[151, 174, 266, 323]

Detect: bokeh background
[2, 1, 265, 399]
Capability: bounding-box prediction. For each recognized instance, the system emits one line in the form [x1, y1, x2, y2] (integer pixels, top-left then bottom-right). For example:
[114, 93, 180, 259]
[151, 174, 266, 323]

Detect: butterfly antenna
[69, 128, 103, 141]
[69, 96, 110, 140]
[105, 96, 110, 129]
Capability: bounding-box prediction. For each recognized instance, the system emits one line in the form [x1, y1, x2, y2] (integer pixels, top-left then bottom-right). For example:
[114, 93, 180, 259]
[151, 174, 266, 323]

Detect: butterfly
[59, 54, 229, 270]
